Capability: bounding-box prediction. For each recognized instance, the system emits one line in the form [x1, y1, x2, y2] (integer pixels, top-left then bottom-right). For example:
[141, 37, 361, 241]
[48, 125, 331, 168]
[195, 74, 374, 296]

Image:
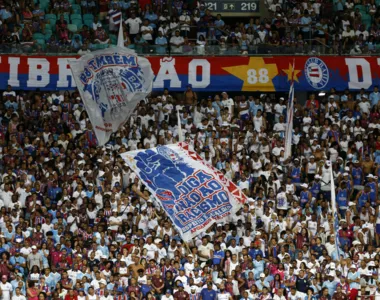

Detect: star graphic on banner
[282, 63, 301, 82]
[223, 57, 278, 91]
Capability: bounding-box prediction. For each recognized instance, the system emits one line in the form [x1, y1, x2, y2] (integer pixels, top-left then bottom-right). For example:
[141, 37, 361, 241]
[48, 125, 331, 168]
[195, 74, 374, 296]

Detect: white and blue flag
[69, 47, 154, 146]
[121, 142, 247, 241]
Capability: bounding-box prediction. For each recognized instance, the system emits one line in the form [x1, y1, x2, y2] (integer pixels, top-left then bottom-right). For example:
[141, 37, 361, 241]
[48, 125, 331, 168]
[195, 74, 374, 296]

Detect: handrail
[0, 42, 376, 56]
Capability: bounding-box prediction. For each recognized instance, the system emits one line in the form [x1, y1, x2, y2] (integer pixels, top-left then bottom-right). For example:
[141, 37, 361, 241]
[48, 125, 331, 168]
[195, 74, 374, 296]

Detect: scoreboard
[204, 0, 260, 14]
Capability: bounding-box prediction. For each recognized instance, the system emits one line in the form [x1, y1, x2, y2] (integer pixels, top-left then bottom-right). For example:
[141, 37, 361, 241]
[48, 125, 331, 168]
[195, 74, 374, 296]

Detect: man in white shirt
[170, 30, 184, 53]
[140, 19, 153, 43]
[125, 13, 142, 40]
[179, 11, 191, 35]
[143, 237, 158, 260]
[358, 95, 371, 114]
[184, 254, 195, 276]
[0, 184, 13, 208]
[287, 287, 306, 300]
[0, 275, 13, 300]
[198, 237, 214, 262]
[221, 92, 234, 115]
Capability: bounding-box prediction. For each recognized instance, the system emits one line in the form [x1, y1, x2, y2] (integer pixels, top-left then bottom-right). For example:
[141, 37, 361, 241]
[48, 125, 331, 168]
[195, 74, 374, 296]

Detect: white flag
[120, 143, 247, 241]
[69, 47, 154, 146]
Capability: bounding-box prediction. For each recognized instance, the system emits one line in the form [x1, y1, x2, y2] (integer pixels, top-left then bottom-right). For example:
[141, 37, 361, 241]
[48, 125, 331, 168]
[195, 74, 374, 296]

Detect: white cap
[353, 240, 361, 245]
[348, 201, 356, 206]
[99, 279, 107, 285]
[368, 261, 376, 267]
[350, 264, 357, 269]
[301, 183, 308, 188]
[191, 286, 197, 290]
[31, 246, 37, 250]
[367, 174, 374, 178]
[315, 174, 321, 179]
[260, 273, 265, 278]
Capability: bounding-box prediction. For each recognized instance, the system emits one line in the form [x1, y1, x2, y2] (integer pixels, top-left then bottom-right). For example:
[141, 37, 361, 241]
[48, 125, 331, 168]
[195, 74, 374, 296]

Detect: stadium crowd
[0, 83, 380, 300]
[0, 0, 378, 54]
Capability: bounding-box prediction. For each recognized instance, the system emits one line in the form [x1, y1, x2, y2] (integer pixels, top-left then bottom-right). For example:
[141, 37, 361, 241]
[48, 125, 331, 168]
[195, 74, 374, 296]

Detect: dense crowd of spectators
[1, 83, 380, 300]
[0, 0, 378, 54]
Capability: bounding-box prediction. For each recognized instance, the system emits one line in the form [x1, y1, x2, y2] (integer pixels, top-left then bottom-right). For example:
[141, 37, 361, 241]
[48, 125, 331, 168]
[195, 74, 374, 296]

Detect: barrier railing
[0, 42, 374, 56]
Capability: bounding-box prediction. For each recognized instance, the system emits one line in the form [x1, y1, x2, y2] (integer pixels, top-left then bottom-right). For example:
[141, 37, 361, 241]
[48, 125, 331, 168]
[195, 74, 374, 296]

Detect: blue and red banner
[0, 55, 379, 91]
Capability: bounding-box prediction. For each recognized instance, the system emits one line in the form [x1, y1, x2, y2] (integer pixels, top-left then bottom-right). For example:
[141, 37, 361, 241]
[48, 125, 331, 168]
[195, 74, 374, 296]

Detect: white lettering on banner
[188, 59, 210, 88]
[57, 58, 77, 88]
[153, 57, 181, 89]
[27, 58, 50, 87]
[247, 68, 269, 84]
[8, 57, 20, 87]
[346, 58, 372, 90]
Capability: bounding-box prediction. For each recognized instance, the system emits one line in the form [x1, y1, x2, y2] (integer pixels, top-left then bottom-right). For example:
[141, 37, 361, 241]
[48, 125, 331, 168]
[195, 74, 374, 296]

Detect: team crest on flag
[69, 47, 154, 146]
[304, 57, 329, 89]
[121, 143, 247, 241]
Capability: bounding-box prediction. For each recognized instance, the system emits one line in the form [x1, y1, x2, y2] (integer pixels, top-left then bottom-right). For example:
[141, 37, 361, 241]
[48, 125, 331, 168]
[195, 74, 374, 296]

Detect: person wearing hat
[347, 264, 360, 299]
[299, 183, 311, 208]
[309, 174, 322, 199]
[27, 245, 42, 271]
[366, 173, 377, 206]
[173, 282, 189, 300]
[162, 289, 174, 300]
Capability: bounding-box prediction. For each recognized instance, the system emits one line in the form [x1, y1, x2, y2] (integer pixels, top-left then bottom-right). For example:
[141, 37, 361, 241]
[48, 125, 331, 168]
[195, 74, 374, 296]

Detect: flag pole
[284, 59, 295, 160]
[117, 17, 124, 48]
[177, 110, 183, 142]
[330, 164, 341, 257]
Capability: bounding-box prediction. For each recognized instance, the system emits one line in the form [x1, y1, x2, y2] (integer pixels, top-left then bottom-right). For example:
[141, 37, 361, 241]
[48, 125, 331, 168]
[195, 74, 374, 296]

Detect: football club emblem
[304, 57, 329, 89]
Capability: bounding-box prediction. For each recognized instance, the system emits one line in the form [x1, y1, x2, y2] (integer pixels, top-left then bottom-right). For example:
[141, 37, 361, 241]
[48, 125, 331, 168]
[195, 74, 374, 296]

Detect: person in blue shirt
[9, 250, 26, 274]
[200, 282, 217, 300]
[252, 254, 265, 280]
[226, 231, 240, 244]
[212, 243, 224, 266]
[255, 273, 270, 292]
[140, 279, 154, 297]
[47, 181, 62, 202]
[311, 237, 325, 258]
[214, 14, 225, 40]
[370, 86, 380, 107]
[249, 98, 263, 117]
[155, 31, 168, 55]
[248, 242, 263, 260]
[300, 10, 312, 40]
[322, 274, 337, 296]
